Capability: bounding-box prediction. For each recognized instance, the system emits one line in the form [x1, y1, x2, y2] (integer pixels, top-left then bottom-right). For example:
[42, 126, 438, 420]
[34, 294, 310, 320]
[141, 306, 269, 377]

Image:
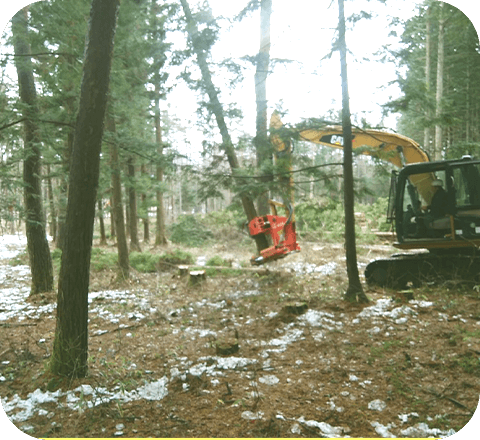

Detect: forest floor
[1, 232, 480, 438]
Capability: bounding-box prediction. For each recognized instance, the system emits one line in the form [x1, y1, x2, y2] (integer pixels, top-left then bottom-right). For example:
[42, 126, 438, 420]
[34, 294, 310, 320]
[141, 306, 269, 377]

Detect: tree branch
[0, 117, 26, 131]
[0, 117, 74, 132]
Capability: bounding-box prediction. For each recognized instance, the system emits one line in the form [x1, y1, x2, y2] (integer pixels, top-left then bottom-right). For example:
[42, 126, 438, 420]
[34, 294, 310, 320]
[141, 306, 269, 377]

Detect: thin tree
[434, 2, 445, 160]
[424, 3, 433, 154]
[11, 7, 54, 295]
[254, 0, 273, 215]
[180, 0, 269, 252]
[107, 110, 130, 279]
[337, 0, 369, 304]
[127, 156, 141, 252]
[50, 0, 120, 378]
[149, 0, 168, 246]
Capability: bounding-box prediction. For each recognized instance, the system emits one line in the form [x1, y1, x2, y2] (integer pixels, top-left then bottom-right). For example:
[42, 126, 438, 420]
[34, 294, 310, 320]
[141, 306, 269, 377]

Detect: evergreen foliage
[168, 214, 214, 247]
[385, 2, 480, 157]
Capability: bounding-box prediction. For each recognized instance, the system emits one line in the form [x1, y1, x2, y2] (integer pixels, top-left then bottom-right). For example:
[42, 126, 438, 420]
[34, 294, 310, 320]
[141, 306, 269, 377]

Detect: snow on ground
[0, 234, 27, 260]
[0, 235, 461, 437]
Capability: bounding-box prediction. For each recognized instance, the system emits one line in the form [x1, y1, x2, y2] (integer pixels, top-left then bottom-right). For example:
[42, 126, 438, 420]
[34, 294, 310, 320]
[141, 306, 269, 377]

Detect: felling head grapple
[249, 200, 300, 265]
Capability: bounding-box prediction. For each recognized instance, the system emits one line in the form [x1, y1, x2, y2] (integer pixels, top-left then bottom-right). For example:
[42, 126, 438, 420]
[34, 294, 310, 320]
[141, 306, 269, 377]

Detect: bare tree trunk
[50, 0, 120, 378]
[12, 7, 54, 296]
[109, 194, 115, 239]
[127, 156, 141, 252]
[254, 0, 273, 215]
[46, 164, 57, 241]
[154, 85, 167, 246]
[337, 0, 368, 304]
[56, 54, 77, 251]
[97, 199, 107, 245]
[180, 0, 269, 252]
[424, 4, 432, 154]
[434, 2, 445, 161]
[108, 113, 130, 279]
[141, 163, 150, 243]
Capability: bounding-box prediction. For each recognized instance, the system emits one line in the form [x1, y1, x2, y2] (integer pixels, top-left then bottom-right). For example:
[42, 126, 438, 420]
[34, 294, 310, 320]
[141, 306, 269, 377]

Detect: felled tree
[179, 0, 268, 252]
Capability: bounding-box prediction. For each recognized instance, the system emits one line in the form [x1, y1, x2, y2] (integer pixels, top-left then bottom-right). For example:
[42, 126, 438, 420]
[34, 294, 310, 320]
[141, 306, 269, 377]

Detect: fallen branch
[0, 348, 14, 359]
[426, 388, 474, 414]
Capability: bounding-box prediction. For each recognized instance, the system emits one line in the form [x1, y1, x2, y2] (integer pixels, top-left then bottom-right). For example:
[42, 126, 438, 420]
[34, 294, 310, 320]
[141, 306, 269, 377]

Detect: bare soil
[1, 236, 480, 438]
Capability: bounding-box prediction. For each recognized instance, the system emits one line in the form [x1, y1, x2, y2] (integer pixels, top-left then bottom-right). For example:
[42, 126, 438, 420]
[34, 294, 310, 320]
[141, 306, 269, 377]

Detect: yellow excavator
[248, 113, 480, 288]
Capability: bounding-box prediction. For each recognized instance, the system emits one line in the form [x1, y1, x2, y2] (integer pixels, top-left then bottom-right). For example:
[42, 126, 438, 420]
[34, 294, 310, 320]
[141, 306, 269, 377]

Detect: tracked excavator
[248, 113, 480, 288]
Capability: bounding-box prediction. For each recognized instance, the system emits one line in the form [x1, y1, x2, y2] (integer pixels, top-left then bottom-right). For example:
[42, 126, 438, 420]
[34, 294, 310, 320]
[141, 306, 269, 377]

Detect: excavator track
[365, 252, 480, 289]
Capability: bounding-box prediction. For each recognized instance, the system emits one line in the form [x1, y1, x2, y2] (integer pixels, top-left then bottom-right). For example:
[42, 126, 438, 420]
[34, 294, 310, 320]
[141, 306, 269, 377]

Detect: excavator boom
[250, 113, 480, 288]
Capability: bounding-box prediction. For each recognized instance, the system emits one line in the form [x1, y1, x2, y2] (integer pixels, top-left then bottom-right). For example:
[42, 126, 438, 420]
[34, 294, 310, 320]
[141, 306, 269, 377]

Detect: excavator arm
[271, 113, 435, 205]
[249, 113, 433, 265]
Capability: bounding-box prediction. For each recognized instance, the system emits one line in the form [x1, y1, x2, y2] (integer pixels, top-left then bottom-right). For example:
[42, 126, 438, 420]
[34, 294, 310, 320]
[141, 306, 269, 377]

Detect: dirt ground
[1, 235, 480, 438]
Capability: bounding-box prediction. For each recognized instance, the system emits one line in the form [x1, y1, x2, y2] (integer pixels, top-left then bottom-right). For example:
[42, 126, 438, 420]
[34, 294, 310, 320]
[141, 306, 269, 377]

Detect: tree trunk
[424, 4, 432, 154]
[141, 163, 150, 243]
[46, 164, 57, 241]
[108, 112, 130, 279]
[56, 54, 77, 251]
[254, 0, 273, 216]
[12, 8, 54, 296]
[154, 84, 167, 246]
[98, 199, 107, 245]
[337, 0, 368, 304]
[434, 2, 445, 161]
[180, 0, 269, 252]
[50, 0, 120, 378]
[127, 156, 141, 252]
[109, 194, 116, 239]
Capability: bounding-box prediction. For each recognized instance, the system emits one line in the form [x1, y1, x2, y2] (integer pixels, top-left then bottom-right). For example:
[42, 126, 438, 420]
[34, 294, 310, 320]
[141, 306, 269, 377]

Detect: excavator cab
[393, 157, 480, 250]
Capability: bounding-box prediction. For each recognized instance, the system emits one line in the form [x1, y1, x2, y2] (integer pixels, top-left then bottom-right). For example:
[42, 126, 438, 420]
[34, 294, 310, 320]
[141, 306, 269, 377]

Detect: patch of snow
[282, 261, 337, 276]
[0, 234, 27, 259]
[400, 422, 455, 438]
[411, 300, 434, 308]
[3, 389, 63, 423]
[300, 309, 343, 331]
[368, 399, 387, 411]
[186, 356, 258, 378]
[4, 377, 169, 423]
[398, 412, 419, 423]
[196, 256, 206, 266]
[259, 375, 279, 385]
[0, 285, 50, 321]
[371, 421, 395, 437]
[216, 356, 257, 370]
[290, 423, 302, 434]
[297, 417, 346, 438]
[241, 410, 264, 420]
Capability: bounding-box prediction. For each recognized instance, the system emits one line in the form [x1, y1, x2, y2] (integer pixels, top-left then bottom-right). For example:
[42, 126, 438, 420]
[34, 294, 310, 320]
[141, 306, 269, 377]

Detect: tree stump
[178, 265, 189, 277]
[189, 270, 206, 285]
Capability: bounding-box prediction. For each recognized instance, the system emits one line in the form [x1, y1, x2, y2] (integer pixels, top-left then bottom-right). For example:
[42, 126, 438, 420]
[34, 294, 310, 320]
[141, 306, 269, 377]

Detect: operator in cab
[429, 179, 448, 218]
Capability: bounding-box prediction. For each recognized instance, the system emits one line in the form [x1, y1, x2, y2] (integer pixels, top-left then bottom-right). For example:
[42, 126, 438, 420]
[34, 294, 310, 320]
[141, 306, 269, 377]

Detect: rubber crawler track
[365, 253, 480, 289]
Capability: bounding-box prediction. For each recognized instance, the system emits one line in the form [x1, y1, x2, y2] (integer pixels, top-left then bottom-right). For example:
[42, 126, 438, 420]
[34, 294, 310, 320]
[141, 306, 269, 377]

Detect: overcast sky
[1, 0, 479, 159]
[165, 0, 480, 157]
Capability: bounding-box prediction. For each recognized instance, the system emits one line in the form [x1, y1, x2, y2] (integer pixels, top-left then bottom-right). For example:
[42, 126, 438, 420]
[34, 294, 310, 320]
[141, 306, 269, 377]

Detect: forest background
[1, 0, 480, 438]
[0, 0, 479, 354]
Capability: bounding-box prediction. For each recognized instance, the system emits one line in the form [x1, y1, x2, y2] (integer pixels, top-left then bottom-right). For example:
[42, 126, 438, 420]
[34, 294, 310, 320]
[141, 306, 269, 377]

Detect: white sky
[1, 0, 479, 160]
[163, 0, 480, 158]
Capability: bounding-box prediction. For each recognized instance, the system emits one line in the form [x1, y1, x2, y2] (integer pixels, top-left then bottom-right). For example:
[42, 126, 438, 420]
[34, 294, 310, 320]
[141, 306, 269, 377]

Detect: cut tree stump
[178, 265, 189, 277]
[189, 270, 206, 285]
